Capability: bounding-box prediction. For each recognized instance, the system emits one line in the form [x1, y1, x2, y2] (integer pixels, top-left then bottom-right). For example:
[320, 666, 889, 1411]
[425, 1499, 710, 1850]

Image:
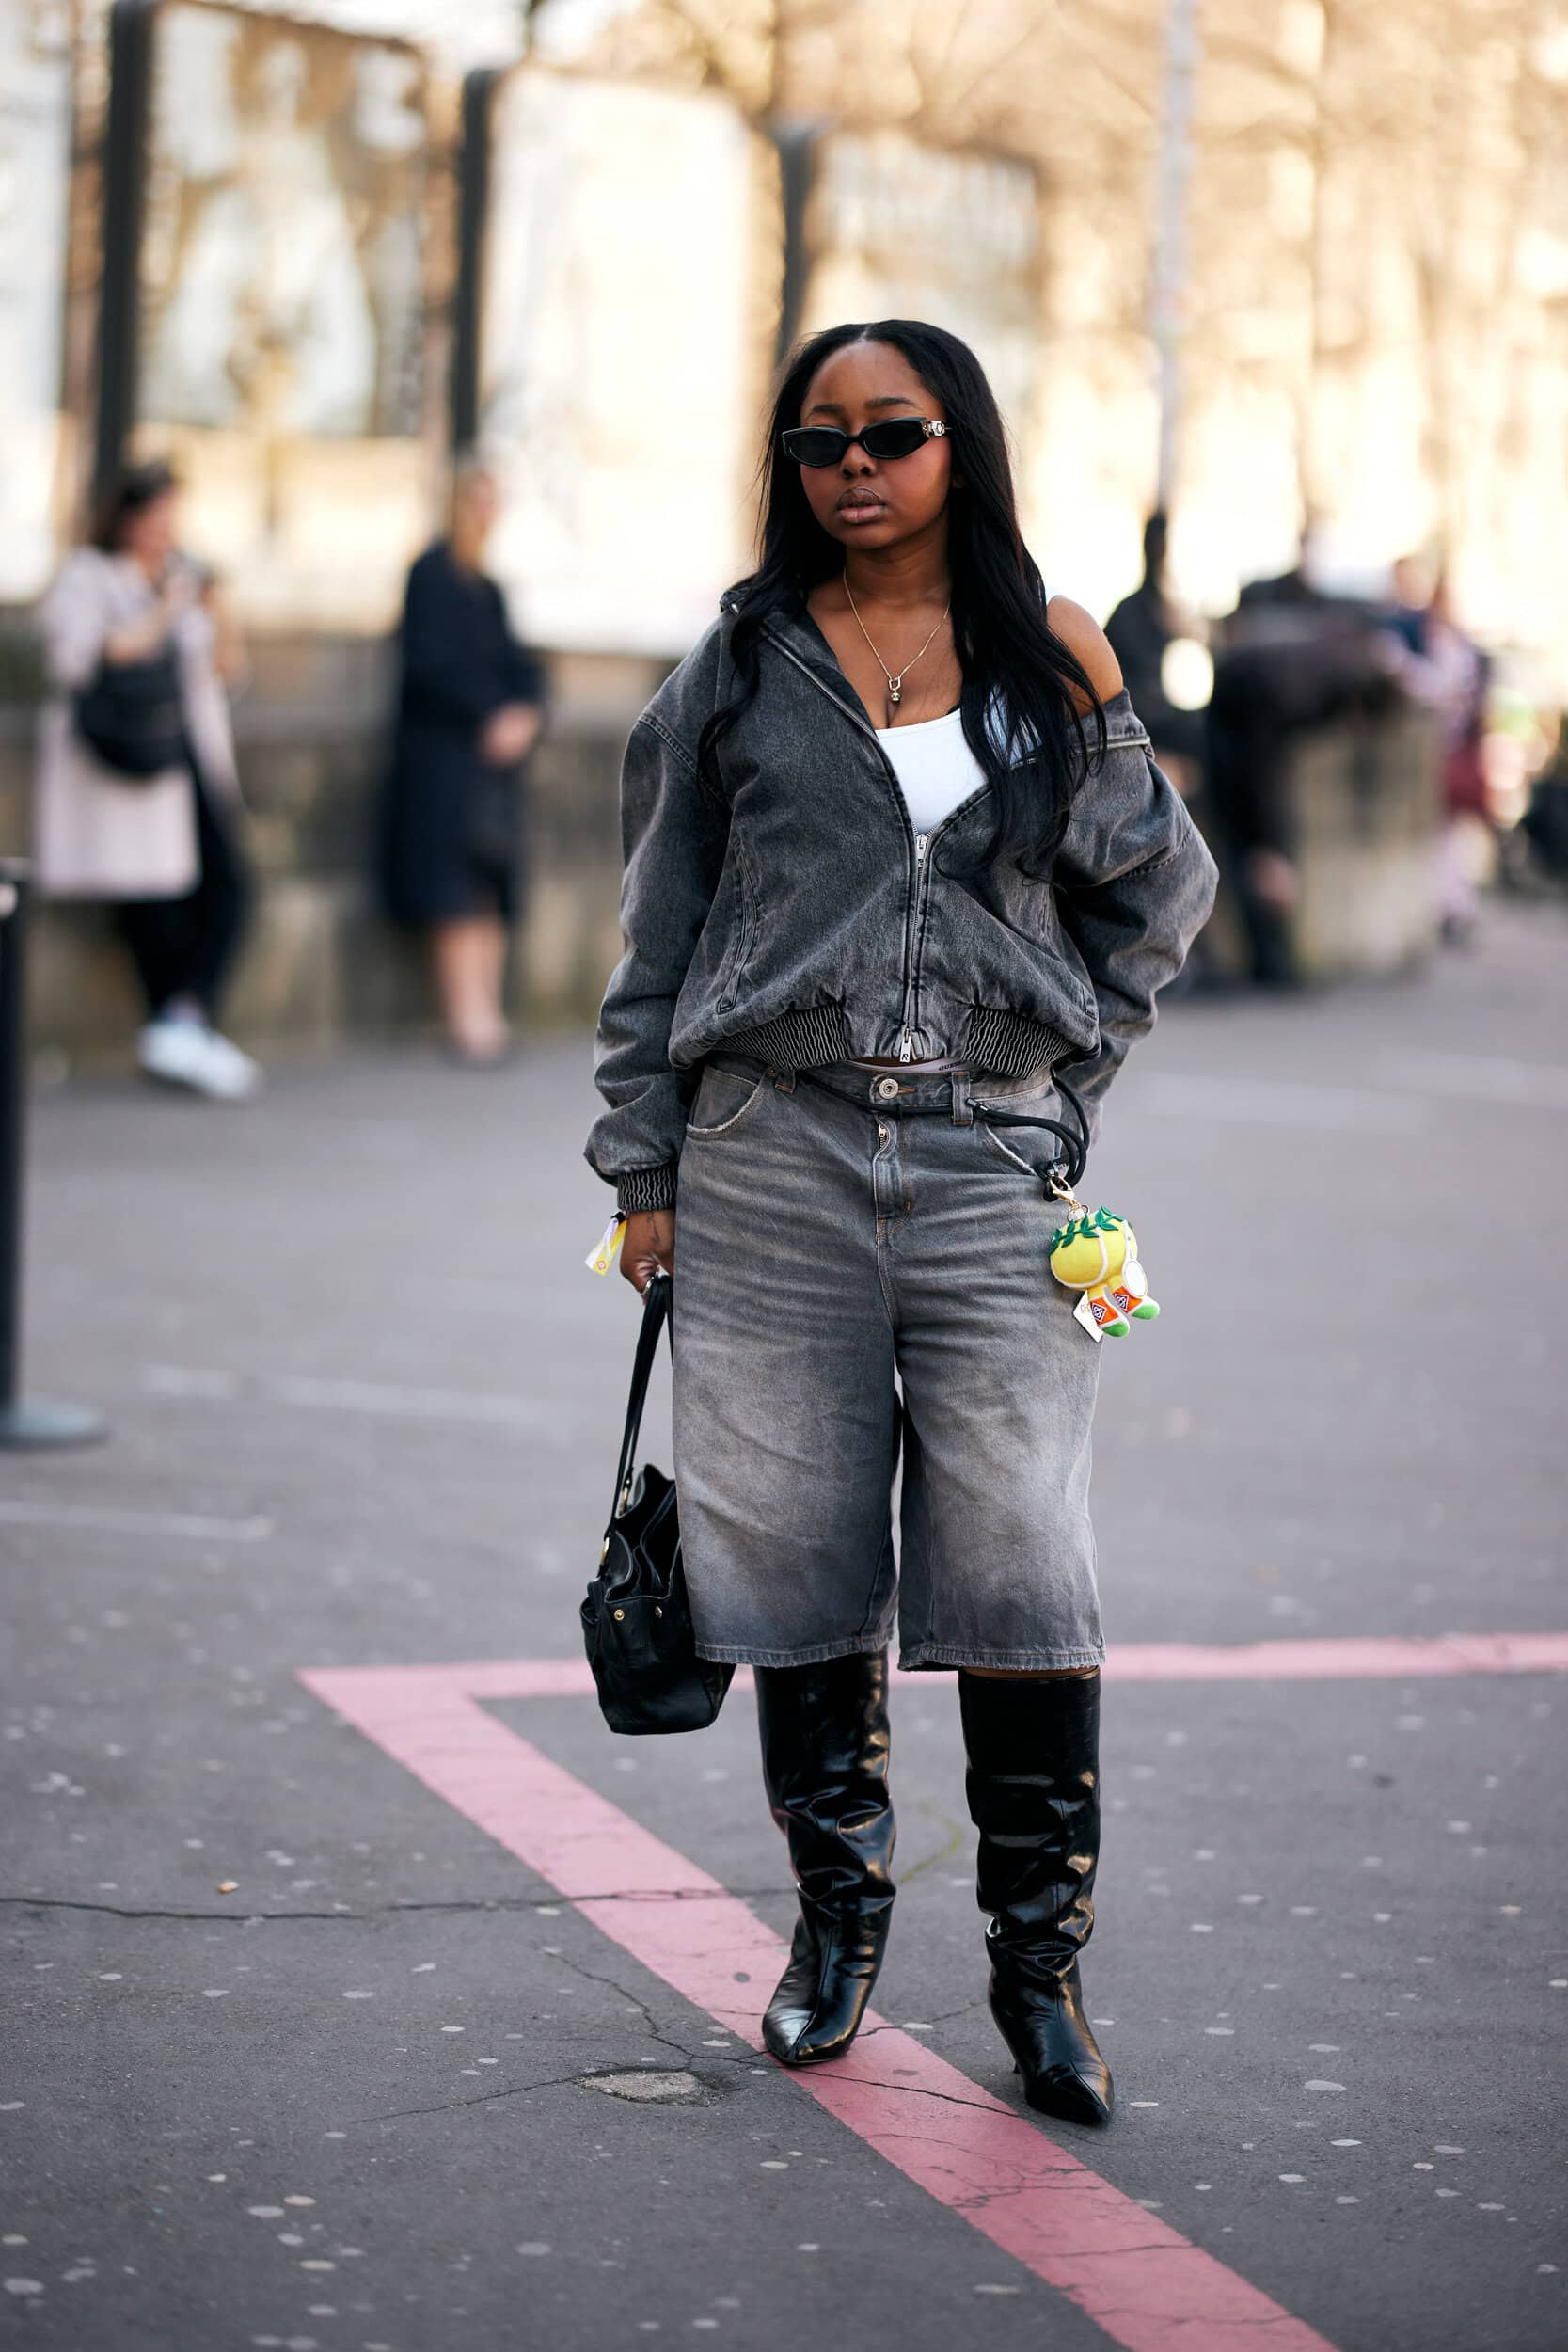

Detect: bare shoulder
[1047, 594, 1124, 707]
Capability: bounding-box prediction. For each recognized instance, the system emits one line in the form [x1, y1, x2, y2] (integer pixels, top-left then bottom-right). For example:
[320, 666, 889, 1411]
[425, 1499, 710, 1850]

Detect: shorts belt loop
[950, 1072, 974, 1127]
[768, 1065, 797, 1094]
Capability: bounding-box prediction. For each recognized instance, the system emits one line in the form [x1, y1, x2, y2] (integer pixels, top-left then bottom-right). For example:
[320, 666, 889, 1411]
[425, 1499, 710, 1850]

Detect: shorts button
[876, 1075, 900, 1100]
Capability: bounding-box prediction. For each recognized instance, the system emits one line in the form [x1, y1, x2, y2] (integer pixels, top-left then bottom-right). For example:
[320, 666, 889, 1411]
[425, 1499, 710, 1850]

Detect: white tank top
[875, 707, 987, 836]
[874, 587, 1058, 835]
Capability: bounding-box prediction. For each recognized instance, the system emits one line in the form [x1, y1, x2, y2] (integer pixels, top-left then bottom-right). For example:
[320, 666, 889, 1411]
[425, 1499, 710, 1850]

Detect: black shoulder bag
[580, 1273, 734, 1735]
[74, 646, 186, 782]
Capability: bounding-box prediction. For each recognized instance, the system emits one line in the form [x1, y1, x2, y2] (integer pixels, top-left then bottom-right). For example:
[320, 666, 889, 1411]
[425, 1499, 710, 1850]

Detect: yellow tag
[584, 1214, 626, 1276]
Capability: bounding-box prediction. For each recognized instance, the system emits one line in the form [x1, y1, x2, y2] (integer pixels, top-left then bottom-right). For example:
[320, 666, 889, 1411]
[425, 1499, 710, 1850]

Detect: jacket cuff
[616, 1164, 679, 1214]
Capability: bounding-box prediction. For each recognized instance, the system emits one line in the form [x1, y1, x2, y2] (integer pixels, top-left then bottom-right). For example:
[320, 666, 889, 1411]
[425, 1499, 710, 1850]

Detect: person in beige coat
[35, 462, 260, 1097]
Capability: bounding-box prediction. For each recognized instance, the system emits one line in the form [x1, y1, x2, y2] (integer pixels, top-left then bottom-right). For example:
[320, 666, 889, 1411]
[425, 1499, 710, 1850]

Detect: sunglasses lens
[782, 428, 847, 467]
[862, 420, 930, 459]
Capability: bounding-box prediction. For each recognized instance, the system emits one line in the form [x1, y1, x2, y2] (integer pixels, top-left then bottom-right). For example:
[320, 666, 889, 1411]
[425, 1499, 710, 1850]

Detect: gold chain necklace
[843, 576, 951, 712]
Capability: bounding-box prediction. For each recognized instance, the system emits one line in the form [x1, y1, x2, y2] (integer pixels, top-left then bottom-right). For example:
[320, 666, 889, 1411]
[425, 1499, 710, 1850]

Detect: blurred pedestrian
[588, 320, 1215, 2127]
[1381, 561, 1491, 944]
[1209, 537, 1406, 984]
[380, 458, 546, 1063]
[1520, 718, 1568, 884]
[35, 460, 260, 1097]
[1105, 511, 1208, 794]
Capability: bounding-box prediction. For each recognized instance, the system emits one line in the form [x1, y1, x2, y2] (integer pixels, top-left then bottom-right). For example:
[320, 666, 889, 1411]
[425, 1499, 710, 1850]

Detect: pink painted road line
[300, 1661, 1343, 2352]
[1105, 1630, 1568, 1680]
[305, 1629, 1568, 1706]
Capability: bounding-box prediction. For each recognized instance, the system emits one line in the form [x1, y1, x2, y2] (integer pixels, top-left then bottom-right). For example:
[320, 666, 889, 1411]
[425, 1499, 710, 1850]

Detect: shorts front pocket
[685, 1064, 768, 1140]
[975, 1118, 1047, 1177]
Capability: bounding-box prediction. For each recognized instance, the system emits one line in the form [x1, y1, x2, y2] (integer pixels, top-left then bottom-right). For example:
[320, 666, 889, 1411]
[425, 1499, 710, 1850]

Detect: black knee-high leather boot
[958, 1668, 1112, 2126]
[755, 1651, 895, 2066]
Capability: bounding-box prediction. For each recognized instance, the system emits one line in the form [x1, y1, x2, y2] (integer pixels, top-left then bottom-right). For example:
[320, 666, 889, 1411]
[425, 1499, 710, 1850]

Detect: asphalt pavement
[2, 898, 1565, 2352]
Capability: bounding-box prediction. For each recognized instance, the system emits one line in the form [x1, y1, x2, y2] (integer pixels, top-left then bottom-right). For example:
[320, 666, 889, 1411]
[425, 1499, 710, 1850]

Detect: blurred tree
[533, 0, 1568, 652]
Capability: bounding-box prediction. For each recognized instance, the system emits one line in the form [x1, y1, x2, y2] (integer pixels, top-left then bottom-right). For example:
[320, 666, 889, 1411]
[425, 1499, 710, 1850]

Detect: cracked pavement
[3, 901, 1566, 2351]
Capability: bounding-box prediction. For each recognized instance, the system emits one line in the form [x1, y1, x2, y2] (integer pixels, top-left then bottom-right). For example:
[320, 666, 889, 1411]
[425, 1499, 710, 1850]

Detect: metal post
[93, 0, 158, 515]
[1149, 0, 1199, 508]
[0, 865, 106, 1448]
[768, 119, 819, 367]
[451, 68, 498, 453]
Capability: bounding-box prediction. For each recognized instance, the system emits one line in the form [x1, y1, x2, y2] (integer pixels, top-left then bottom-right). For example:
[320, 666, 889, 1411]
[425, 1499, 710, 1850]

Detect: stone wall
[1196, 706, 1444, 987]
[1287, 710, 1444, 982]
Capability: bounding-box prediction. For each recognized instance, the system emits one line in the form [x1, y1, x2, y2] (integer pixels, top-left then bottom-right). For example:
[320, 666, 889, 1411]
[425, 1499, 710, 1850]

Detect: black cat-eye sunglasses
[780, 418, 949, 468]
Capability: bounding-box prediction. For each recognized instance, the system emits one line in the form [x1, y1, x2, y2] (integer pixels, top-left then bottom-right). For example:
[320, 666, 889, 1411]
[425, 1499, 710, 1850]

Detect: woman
[36, 462, 259, 1098]
[586, 322, 1217, 2127]
[1104, 509, 1209, 792]
[382, 461, 546, 1062]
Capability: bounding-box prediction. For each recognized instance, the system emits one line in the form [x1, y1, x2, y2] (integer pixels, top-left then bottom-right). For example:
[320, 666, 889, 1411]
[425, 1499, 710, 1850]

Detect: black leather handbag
[580, 1273, 734, 1735]
[74, 649, 186, 780]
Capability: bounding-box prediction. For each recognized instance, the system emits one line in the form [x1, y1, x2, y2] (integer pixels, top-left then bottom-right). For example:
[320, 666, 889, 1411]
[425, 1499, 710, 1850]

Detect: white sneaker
[194, 1026, 263, 1100]
[138, 1018, 262, 1101]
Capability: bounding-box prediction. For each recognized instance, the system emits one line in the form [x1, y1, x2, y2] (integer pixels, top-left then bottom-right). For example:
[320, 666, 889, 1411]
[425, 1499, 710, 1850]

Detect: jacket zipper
[897, 833, 929, 1057]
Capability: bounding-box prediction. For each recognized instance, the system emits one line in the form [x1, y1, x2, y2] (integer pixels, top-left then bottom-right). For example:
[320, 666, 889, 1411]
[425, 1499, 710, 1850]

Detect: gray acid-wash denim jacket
[587, 597, 1218, 1211]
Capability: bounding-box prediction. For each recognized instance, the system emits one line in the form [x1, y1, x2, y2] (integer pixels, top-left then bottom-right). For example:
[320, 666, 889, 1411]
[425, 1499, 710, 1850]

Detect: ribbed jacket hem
[955, 1006, 1076, 1079]
[721, 1003, 851, 1070]
[716, 1001, 1072, 1081]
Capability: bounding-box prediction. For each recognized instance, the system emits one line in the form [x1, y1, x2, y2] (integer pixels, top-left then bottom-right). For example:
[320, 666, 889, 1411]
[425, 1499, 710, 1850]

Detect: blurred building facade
[2, 0, 1565, 1057]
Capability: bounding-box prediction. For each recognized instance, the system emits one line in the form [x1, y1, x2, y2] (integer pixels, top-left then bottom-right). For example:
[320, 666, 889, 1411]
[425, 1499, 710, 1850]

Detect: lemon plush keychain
[1046, 1184, 1160, 1342]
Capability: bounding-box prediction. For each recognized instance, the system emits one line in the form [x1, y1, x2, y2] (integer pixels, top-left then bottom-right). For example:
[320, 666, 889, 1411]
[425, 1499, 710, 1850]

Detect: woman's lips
[837, 494, 886, 522]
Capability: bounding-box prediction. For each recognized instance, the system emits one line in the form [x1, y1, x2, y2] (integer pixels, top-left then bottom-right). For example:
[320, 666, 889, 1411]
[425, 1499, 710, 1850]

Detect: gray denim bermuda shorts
[671, 1055, 1104, 1674]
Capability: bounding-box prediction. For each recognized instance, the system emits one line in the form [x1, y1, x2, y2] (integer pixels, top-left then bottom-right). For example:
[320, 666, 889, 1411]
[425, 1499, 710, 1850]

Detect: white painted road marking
[0, 1499, 273, 1544]
[141, 1365, 562, 1431]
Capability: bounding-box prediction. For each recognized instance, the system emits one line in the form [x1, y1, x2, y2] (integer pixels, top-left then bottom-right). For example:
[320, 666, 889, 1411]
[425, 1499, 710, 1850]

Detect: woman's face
[121, 491, 177, 572]
[793, 340, 952, 555]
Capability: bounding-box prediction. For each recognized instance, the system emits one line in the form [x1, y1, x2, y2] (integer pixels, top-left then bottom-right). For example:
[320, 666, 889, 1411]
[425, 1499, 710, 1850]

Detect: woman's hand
[103, 569, 198, 666]
[480, 701, 541, 767]
[620, 1209, 674, 1294]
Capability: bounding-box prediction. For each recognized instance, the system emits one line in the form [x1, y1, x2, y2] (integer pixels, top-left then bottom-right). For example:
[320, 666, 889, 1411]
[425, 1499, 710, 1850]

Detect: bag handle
[609, 1270, 673, 1523]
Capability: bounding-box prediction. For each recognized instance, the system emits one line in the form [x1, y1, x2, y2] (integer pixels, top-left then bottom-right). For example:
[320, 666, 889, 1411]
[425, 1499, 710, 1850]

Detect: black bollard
[0, 861, 106, 1448]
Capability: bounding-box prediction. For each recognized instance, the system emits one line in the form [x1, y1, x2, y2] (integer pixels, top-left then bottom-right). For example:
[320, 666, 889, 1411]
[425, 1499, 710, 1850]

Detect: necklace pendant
[888, 679, 902, 705]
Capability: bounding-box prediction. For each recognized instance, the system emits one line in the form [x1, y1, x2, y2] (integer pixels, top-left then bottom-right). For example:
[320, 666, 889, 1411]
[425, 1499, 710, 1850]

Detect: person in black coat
[382, 460, 546, 1060]
[1104, 512, 1208, 786]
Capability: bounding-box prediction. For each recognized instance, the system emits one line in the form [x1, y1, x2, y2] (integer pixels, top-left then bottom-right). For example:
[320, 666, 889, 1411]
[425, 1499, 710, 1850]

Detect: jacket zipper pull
[897, 1026, 913, 1060]
[915, 834, 928, 863]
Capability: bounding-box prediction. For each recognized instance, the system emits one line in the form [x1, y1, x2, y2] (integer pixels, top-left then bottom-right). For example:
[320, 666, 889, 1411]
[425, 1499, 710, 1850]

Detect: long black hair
[698, 320, 1106, 877]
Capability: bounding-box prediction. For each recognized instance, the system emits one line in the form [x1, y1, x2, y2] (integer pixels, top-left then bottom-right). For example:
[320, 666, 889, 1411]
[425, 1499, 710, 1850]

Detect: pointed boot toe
[1020, 2059, 1113, 2128]
[762, 1997, 819, 2067]
[763, 1899, 892, 2067]
[992, 1967, 1113, 2125]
